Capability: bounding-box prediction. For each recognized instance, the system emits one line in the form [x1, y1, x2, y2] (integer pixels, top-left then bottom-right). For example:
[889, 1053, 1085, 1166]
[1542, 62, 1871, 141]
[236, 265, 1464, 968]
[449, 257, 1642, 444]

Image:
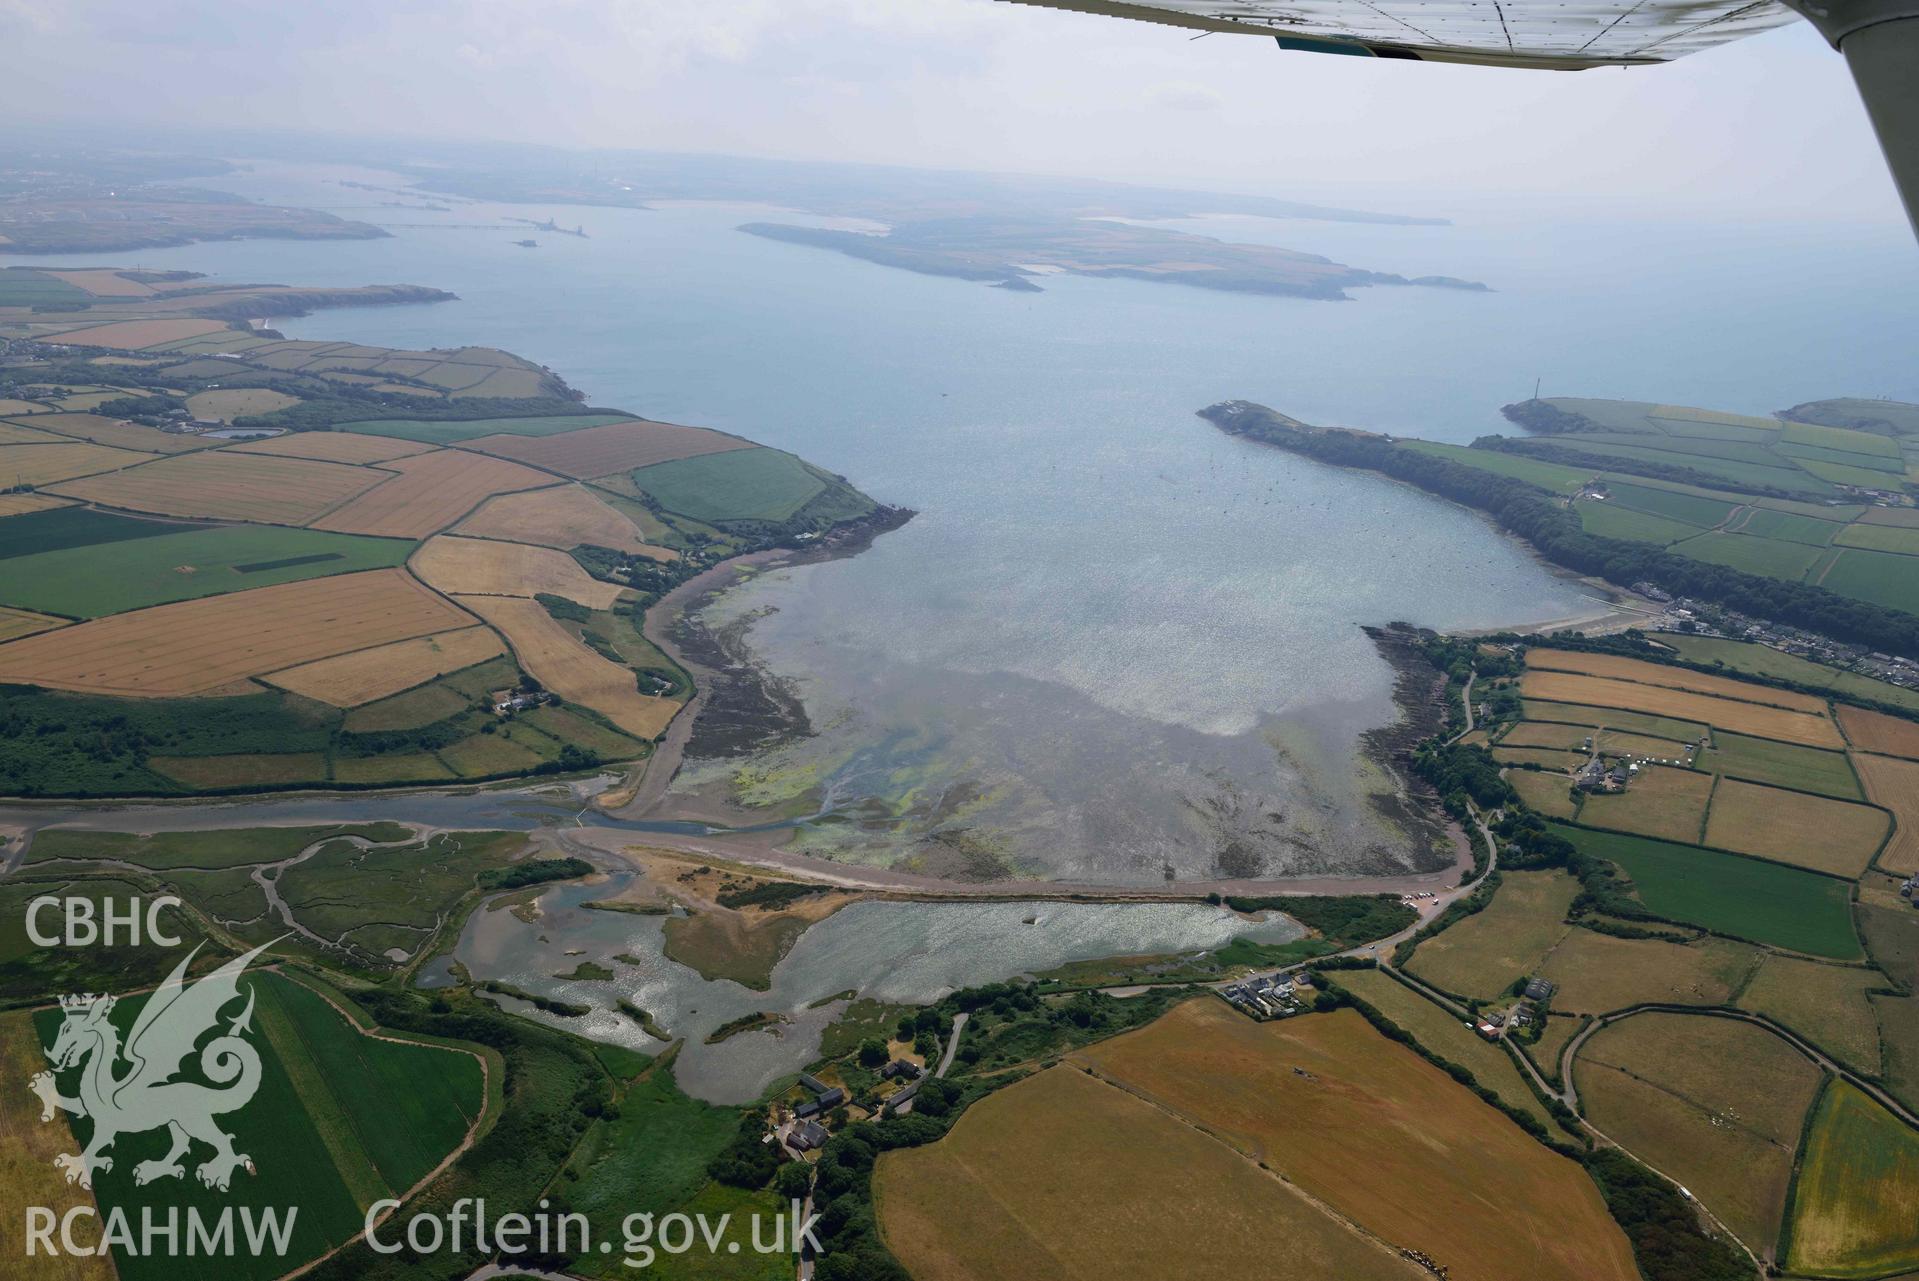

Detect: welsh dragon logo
[30, 940, 279, 1193]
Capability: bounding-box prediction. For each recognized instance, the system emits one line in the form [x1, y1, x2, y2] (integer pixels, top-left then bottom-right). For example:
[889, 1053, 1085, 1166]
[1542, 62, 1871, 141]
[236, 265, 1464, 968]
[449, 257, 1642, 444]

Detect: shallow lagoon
[449, 876, 1303, 1102]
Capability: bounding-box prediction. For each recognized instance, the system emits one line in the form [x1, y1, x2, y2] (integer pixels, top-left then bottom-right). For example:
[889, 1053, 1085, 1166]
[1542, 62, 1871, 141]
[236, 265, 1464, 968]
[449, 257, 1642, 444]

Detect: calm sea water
[33, 161, 1919, 882]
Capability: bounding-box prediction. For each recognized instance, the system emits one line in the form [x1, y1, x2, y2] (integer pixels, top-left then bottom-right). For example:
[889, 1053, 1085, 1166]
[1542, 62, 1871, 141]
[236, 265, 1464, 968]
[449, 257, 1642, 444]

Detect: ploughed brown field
[262, 625, 507, 707]
[24, 412, 210, 454]
[0, 493, 71, 518]
[1518, 669, 1843, 748]
[1067, 1001, 1638, 1281]
[0, 568, 473, 695]
[409, 535, 626, 610]
[1839, 704, 1919, 760]
[0, 442, 155, 486]
[455, 593, 678, 739]
[1853, 752, 1919, 876]
[875, 1064, 1424, 1281]
[231, 431, 438, 465]
[310, 449, 551, 539]
[40, 317, 232, 349]
[464, 418, 751, 479]
[453, 483, 674, 559]
[49, 449, 385, 525]
[1525, 649, 1829, 713]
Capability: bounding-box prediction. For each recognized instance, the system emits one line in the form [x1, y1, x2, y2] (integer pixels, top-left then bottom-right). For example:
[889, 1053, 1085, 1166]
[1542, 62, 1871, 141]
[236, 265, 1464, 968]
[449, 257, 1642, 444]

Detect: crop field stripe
[264, 972, 485, 1197]
[0, 568, 474, 696]
[255, 973, 393, 1206]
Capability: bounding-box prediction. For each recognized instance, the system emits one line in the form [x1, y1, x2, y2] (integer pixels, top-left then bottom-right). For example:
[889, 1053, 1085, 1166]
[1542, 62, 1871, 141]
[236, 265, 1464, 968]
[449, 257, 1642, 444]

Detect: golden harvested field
[1597, 729, 1693, 759]
[1519, 670, 1843, 748]
[44, 317, 232, 349]
[1839, 704, 1919, 759]
[410, 535, 626, 610]
[454, 483, 675, 559]
[230, 431, 437, 465]
[29, 411, 210, 454]
[0, 492, 71, 517]
[310, 449, 551, 539]
[1577, 765, 1714, 843]
[0, 1011, 118, 1281]
[0, 420, 66, 444]
[1509, 768, 1580, 818]
[1784, 1082, 1919, 1278]
[1525, 649, 1828, 713]
[1577, 1012, 1822, 1253]
[1500, 721, 1594, 750]
[1540, 929, 1760, 1014]
[455, 594, 678, 739]
[1070, 1002, 1638, 1281]
[49, 449, 383, 525]
[184, 388, 301, 421]
[0, 569, 472, 696]
[1702, 777, 1888, 877]
[42, 268, 155, 297]
[450, 367, 548, 398]
[874, 1065, 1422, 1281]
[1736, 954, 1884, 1070]
[263, 625, 505, 707]
[0, 398, 52, 415]
[1855, 753, 1919, 875]
[0, 441, 156, 486]
[464, 419, 751, 479]
[0, 607, 68, 643]
[1407, 871, 1579, 1000]
[1334, 969, 1556, 1129]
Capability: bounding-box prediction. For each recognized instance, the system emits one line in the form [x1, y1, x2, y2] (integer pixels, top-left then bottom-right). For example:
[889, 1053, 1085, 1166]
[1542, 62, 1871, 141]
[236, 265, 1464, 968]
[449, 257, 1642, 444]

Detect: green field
[1602, 481, 1742, 527]
[1550, 822, 1859, 959]
[0, 525, 413, 617]
[1399, 439, 1593, 493]
[629, 446, 828, 523]
[1533, 440, 1833, 496]
[1781, 420, 1905, 457]
[0, 268, 93, 306]
[0, 505, 189, 560]
[1656, 632, 1919, 714]
[1575, 500, 1701, 545]
[1785, 1081, 1919, 1278]
[1834, 522, 1919, 555]
[33, 970, 482, 1281]
[341, 412, 635, 444]
[1696, 730, 1862, 799]
[1820, 547, 1919, 614]
[1522, 699, 1708, 743]
[1668, 530, 1825, 580]
[1732, 506, 1842, 546]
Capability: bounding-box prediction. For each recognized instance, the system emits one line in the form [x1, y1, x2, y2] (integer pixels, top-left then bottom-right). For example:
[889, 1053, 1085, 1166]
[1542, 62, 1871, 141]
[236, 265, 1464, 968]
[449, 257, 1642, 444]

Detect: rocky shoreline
[1357, 623, 1461, 871]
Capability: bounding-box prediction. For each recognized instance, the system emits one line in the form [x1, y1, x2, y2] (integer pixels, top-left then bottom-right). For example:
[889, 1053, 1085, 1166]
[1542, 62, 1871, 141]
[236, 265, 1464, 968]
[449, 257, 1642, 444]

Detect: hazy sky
[1, 0, 1902, 224]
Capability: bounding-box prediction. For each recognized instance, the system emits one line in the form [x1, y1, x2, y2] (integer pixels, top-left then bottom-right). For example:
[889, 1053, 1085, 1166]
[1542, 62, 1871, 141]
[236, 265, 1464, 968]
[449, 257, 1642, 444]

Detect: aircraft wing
[999, 0, 1800, 69]
[1001, 0, 1919, 236]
